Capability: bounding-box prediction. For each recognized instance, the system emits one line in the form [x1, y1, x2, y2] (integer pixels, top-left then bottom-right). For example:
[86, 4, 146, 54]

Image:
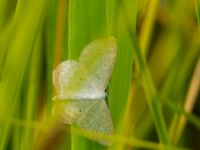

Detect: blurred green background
[0, 0, 200, 150]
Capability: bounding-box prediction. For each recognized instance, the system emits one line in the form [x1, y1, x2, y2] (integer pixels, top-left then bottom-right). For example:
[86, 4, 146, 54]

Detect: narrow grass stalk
[169, 59, 200, 144]
[163, 98, 200, 130]
[52, 0, 69, 149]
[160, 29, 200, 143]
[0, 0, 6, 30]
[109, 0, 169, 149]
[0, 113, 197, 150]
[45, 0, 58, 115]
[20, 33, 42, 150]
[111, 1, 138, 150]
[54, 0, 68, 65]
[119, 2, 170, 147]
[139, 0, 159, 55]
[194, 0, 200, 27]
[131, 35, 170, 148]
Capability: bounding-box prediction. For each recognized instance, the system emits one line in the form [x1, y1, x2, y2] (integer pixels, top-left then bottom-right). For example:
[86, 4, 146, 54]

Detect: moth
[52, 37, 117, 145]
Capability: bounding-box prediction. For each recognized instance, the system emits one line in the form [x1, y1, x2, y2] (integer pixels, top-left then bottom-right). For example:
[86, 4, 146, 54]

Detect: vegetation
[0, 0, 200, 150]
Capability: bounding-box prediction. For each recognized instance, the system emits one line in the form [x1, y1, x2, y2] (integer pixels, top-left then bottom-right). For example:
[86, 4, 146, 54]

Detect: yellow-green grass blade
[108, 0, 135, 130]
[0, 0, 6, 30]
[135, 31, 182, 140]
[163, 47, 200, 146]
[0, 0, 46, 149]
[139, 0, 159, 55]
[116, 3, 170, 150]
[45, 0, 58, 115]
[0, 0, 16, 31]
[20, 32, 43, 150]
[194, 0, 200, 27]
[1, 116, 195, 150]
[125, 16, 170, 150]
[44, 0, 69, 148]
[107, 1, 137, 150]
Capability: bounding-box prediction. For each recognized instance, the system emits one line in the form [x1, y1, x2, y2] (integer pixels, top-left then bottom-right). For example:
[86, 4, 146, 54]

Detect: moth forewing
[79, 37, 117, 91]
[53, 60, 105, 100]
[52, 60, 82, 95]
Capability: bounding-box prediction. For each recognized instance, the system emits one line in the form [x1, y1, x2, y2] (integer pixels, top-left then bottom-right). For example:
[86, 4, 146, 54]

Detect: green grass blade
[124, 23, 170, 149]
[68, 0, 108, 149]
[20, 33, 43, 150]
[194, 0, 200, 27]
[45, 0, 58, 115]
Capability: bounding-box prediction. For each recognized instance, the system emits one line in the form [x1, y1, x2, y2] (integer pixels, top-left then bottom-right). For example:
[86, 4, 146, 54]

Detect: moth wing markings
[75, 100, 114, 145]
[52, 100, 92, 124]
[53, 60, 79, 94]
[53, 99, 113, 145]
[53, 60, 103, 99]
[75, 100, 113, 135]
[79, 37, 117, 91]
